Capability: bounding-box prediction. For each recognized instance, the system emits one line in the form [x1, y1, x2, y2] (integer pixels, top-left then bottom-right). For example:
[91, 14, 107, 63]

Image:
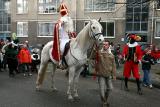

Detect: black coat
[142, 54, 155, 70]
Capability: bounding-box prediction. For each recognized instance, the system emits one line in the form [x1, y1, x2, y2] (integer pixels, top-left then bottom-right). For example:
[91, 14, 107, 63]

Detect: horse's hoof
[36, 87, 40, 91]
[68, 95, 74, 101]
[36, 85, 41, 91]
[51, 88, 58, 92]
[74, 96, 80, 101]
[73, 92, 79, 99]
[68, 98, 74, 102]
[102, 103, 110, 107]
[67, 91, 70, 95]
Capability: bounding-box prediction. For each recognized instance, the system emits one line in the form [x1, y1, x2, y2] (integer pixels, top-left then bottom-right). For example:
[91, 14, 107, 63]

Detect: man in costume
[122, 34, 142, 95]
[51, 2, 74, 65]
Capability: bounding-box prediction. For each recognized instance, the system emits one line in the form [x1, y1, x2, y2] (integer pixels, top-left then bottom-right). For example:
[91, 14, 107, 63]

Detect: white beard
[60, 16, 74, 33]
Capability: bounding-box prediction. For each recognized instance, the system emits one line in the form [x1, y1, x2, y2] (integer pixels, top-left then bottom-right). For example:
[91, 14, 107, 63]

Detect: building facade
[0, 0, 11, 39]
[0, 0, 160, 47]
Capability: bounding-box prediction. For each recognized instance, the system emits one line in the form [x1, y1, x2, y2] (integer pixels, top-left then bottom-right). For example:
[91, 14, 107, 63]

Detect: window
[101, 22, 115, 38]
[84, 21, 115, 38]
[5, 1, 10, 14]
[84, 0, 115, 12]
[141, 22, 147, 31]
[125, 0, 149, 42]
[126, 22, 133, 31]
[0, 13, 2, 24]
[157, 0, 160, 10]
[134, 13, 141, 22]
[38, 0, 60, 14]
[126, 13, 133, 21]
[0, 0, 11, 38]
[155, 21, 160, 38]
[106, 22, 114, 37]
[38, 22, 54, 37]
[134, 22, 140, 31]
[17, 22, 28, 37]
[17, 0, 28, 14]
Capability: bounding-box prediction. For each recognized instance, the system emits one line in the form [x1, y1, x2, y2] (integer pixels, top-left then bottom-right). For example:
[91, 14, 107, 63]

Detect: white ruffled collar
[127, 42, 138, 47]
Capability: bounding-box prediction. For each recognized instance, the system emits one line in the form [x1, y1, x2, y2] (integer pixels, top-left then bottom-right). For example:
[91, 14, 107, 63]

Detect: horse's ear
[98, 17, 101, 22]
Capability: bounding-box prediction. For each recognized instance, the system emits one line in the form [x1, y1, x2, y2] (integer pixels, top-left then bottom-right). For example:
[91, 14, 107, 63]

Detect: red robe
[51, 23, 61, 64]
[122, 43, 142, 79]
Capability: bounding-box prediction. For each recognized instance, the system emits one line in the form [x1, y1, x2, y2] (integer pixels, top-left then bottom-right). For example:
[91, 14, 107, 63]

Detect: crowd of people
[0, 33, 158, 107]
[0, 38, 40, 77]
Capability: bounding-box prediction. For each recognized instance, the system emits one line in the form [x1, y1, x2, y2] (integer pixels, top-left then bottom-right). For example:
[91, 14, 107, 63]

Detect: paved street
[0, 68, 160, 107]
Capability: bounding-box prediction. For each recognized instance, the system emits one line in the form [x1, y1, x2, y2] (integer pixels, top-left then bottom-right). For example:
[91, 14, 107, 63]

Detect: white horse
[36, 19, 104, 101]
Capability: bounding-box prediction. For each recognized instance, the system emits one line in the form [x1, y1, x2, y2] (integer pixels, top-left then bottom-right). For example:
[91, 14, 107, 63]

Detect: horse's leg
[67, 66, 75, 100]
[51, 63, 57, 91]
[73, 67, 84, 99]
[36, 61, 48, 90]
[98, 77, 110, 107]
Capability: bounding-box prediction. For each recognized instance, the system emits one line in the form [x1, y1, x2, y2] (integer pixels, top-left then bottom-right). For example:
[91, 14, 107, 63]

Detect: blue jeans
[143, 69, 151, 85]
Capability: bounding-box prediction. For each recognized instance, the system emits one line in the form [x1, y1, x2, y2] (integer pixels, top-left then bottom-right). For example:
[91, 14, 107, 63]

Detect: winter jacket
[96, 50, 116, 77]
[142, 54, 155, 70]
[5, 47, 18, 60]
[18, 48, 32, 64]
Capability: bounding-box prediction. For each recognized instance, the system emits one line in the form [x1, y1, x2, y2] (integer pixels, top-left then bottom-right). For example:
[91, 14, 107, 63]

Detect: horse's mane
[76, 19, 99, 39]
[74, 21, 95, 53]
[76, 21, 90, 40]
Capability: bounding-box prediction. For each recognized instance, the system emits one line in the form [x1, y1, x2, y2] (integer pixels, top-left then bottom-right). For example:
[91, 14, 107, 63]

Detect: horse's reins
[88, 22, 102, 59]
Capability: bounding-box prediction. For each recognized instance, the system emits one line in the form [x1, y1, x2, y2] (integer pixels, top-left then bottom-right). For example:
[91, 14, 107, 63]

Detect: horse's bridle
[89, 23, 103, 40]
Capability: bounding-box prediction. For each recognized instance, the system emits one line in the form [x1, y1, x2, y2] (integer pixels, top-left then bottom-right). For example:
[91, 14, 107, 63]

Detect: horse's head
[60, 16, 74, 33]
[89, 19, 104, 43]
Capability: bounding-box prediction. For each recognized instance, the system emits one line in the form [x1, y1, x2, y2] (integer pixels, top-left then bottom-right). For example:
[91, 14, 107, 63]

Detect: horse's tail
[36, 41, 53, 86]
[36, 61, 49, 86]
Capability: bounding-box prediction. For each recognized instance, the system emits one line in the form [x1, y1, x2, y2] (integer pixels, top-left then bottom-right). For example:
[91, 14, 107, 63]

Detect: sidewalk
[116, 64, 160, 89]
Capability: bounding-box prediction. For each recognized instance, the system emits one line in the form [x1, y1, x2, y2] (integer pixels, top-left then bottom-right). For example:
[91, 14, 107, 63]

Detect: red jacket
[122, 44, 142, 62]
[18, 48, 32, 64]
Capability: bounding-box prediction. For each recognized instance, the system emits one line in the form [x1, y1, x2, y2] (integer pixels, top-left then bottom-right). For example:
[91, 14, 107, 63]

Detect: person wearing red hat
[122, 34, 142, 95]
[51, 3, 74, 66]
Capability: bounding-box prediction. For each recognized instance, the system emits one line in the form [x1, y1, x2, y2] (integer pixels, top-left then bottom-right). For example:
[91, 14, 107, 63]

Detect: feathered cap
[127, 34, 141, 42]
[59, 3, 68, 16]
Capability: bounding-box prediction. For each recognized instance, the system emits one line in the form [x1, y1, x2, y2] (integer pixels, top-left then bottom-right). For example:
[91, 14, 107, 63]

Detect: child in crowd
[18, 44, 32, 76]
[142, 49, 155, 89]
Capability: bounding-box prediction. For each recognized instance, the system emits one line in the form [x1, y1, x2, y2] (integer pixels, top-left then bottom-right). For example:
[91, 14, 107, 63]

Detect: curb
[116, 76, 160, 89]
